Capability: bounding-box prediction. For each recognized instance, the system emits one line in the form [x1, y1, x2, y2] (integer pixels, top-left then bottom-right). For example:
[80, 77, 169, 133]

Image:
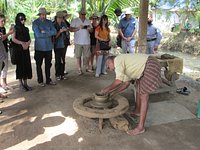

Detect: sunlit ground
[6, 111, 79, 150]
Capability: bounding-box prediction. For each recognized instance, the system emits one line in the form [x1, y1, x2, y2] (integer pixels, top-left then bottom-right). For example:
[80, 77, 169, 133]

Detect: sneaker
[78, 70, 83, 75]
[47, 81, 56, 86]
[95, 74, 100, 78]
[86, 69, 94, 73]
[64, 71, 69, 75]
[38, 82, 45, 87]
[61, 76, 68, 80]
[2, 85, 10, 90]
[0, 87, 7, 93]
[102, 72, 108, 75]
[56, 76, 61, 81]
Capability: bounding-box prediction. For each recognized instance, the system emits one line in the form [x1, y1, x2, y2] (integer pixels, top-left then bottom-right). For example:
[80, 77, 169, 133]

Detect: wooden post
[65, 0, 68, 7]
[137, 0, 149, 53]
[82, 0, 86, 9]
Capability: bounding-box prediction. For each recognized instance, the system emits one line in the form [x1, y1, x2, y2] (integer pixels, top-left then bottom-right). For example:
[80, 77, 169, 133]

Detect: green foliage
[0, 0, 7, 14]
[2, 0, 198, 32]
[106, 0, 140, 29]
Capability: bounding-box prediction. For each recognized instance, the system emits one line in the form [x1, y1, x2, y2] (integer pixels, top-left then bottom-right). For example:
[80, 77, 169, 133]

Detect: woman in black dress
[12, 13, 32, 91]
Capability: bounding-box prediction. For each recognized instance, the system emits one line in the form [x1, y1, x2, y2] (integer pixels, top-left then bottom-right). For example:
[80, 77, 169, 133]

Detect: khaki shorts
[75, 44, 91, 58]
[90, 45, 96, 55]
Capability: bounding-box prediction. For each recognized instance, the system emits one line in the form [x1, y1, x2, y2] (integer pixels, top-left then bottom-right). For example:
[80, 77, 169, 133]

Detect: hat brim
[64, 14, 72, 19]
[37, 12, 50, 16]
[125, 11, 133, 15]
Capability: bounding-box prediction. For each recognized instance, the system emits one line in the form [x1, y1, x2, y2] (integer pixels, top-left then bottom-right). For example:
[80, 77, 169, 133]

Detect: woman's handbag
[9, 39, 16, 65]
[99, 41, 111, 50]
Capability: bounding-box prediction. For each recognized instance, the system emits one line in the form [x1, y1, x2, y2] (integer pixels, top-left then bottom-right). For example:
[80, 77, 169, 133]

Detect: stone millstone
[109, 115, 129, 131]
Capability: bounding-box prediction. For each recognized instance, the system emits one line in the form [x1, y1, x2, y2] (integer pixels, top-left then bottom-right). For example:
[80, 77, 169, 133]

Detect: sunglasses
[19, 16, 26, 21]
[20, 18, 26, 21]
[81, 14, 86, 15]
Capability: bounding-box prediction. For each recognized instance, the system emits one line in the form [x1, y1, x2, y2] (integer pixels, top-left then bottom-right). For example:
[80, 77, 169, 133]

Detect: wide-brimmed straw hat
[56, 11, 64, 18]
[37, 7, 50, 15]
[89, 13, 99, 20]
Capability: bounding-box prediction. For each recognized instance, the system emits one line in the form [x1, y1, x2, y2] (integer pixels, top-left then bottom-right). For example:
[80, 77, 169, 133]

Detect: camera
[83, 25, 88, 29]
[11, 24, 15, 28]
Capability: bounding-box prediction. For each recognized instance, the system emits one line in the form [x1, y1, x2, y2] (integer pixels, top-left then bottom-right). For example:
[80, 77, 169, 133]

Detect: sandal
[0, 94, 7, 99]
[78, 70, 83, 75]
[127, 128, 145, 136]
[176, 87, 190, 95]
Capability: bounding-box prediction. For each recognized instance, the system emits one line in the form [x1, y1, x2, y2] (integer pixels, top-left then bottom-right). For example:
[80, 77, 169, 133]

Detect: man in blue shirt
[146, 15, 162, 54]
[32, 8, 57, 86]
[119, 9, 137, 53]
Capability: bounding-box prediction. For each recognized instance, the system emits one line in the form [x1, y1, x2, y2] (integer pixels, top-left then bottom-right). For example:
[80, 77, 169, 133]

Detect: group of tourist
[0, 7, 163, 135]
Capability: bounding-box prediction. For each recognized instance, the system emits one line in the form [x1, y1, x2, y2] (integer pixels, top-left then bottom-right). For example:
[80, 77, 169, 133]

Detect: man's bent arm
[111, 81, 130, 95]
[101, 80, 130, 95]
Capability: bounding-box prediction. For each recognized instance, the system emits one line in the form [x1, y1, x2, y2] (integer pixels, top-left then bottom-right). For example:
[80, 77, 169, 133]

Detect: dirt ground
[0, 46, 200, 150]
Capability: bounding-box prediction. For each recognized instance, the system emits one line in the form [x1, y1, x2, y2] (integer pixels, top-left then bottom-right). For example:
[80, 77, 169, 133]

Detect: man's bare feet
[127, 127, 145, 136]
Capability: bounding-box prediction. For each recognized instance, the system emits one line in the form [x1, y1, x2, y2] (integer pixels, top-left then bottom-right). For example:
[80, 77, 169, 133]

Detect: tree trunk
[199, 21, 200, 29]
[65, 0, 68, 7]
[82, 0, 86, 9]
[138, 0, 149, 53]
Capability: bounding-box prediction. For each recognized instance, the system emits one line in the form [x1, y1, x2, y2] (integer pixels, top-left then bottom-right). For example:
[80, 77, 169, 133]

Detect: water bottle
[198, 99, 200, 118]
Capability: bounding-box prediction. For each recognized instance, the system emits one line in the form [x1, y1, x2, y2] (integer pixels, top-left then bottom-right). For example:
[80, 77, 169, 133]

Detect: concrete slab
[146, 100, 196, 127]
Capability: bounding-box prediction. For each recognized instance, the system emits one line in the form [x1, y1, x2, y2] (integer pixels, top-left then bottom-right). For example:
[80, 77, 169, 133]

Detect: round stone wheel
[73, 94, 129, 119]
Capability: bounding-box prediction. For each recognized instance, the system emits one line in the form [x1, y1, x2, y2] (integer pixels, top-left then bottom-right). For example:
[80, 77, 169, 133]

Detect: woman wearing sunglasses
[12, 13, 32, 91]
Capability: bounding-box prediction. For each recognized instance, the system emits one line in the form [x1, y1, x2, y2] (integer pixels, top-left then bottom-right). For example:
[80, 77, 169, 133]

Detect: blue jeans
[96, 54, 107, 75]
[146, 41, 156, 54]
[121, 39, 136, 53]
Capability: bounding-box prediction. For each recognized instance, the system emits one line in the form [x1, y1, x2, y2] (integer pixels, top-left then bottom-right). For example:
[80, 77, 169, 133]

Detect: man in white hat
[70, 8, 93, 75]
[32, 8, 57, 86]
[118, 8, 137, 53]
